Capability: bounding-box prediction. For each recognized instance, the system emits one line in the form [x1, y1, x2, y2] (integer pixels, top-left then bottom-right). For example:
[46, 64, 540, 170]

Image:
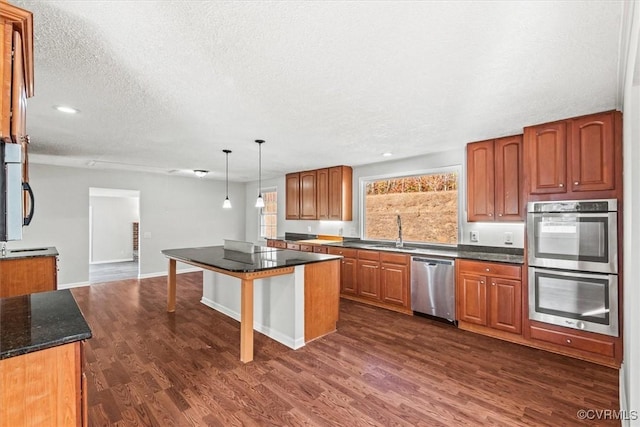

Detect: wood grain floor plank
[72, 273, 619, 426]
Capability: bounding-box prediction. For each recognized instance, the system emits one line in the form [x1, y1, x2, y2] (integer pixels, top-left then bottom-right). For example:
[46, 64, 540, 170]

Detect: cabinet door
[300, 170, 317, 220]
[525, 122, 567, 194]
[341, 257, 357, 296]
[328, 166, 350, 220]
[0, 256, 57, 298]
[357, 259, 380, 300]
[494, 135, 523, 220]
[457, 273, 487, 326]
[467, 140, 495, 221]
[0, 23, 11, 141]
[285, 173, 300, 219]
[380, 262, 408, 307]
[488, 277, 521, 334]
[316, 168, 329, 220]
[570, 112, 615, 192]
[11, 31, 27, 144]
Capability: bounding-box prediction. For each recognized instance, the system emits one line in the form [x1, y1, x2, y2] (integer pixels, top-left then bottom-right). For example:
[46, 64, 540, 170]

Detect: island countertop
[162, 245, 342, 273]
[0, 289, 92, 360]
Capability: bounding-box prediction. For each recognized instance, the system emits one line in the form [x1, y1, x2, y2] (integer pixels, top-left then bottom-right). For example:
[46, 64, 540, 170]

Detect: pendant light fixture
[255, 139, 265, 208]
[222, 149, 232, 209]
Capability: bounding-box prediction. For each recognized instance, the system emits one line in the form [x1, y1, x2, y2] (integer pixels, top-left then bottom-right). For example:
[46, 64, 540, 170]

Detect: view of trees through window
[364, 170, 459, 245]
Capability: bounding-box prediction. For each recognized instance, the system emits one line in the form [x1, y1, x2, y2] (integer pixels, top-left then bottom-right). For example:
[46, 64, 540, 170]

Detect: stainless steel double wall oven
[527, 199, 618, 337]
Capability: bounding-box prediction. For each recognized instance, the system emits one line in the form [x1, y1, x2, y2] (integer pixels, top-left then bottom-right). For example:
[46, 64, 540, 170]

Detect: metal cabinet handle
[574, 181, 579, 185]
[566, 339, 572, 344]
[559, 183, 564, 187]
[480, 281, 485, 284]
[488, 213, 493, 217]
[498, 213, 503, 217]
[485, 268, 490, 272]
[491, 282, 496, 286]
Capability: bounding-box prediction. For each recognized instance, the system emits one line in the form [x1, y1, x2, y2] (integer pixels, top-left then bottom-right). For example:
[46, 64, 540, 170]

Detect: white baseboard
[58, 281, 90, 289]
[137, 267, 202, 279]
[89, 258, 135, 265]
[200, 296, 304, 350]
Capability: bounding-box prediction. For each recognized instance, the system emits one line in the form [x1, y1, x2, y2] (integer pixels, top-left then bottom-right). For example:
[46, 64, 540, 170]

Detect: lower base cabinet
[328, 247, 411, 314]
[0, 341, 87, 426]
[456, 259, 522, 335]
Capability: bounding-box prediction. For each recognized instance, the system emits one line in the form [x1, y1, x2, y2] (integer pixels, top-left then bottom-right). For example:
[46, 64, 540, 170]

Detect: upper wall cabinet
[1, 3, 33, 221]
[467, 135, 523, 222]
[524, 111, 622, 200]
[286, 165, 352, 221]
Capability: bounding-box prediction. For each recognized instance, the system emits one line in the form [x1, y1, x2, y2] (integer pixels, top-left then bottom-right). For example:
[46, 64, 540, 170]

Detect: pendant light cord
[258, 142, 262, 197]
[226, 151, 229, 197]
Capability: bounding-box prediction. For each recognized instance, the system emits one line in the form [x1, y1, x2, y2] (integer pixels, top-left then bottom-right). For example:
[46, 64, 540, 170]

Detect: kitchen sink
[368, 245, 416, 251]
[9, 248, 48, 253]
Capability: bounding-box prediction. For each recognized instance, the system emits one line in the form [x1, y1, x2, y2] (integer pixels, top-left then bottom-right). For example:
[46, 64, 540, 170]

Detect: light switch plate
[470, 231, 479, 242]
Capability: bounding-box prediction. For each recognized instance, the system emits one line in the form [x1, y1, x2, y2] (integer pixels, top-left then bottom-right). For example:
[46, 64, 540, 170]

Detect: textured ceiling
[14, 0, 626, 182]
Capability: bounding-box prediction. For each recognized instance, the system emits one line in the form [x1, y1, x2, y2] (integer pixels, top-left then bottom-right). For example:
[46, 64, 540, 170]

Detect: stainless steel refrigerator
[0, 142, 33, 241]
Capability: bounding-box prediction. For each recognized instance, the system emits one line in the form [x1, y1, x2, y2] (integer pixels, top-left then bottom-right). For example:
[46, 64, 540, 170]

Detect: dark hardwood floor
[71, 272, 620, 426]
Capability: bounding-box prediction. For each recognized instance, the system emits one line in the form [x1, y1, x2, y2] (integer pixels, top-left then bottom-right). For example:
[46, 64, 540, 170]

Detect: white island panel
[201, 266, 306, 349]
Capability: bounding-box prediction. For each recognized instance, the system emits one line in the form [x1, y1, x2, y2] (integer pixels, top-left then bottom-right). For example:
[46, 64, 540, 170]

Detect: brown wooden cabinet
[380, 252, 409, 308]
[300, 170, 317, 220]
[327, 247, 357, 296]
[456, 259, 522, 335]
[0, 255, 58, 298]
[0, 341, 87, 426]
[356, 250, 380, 300]
[328, 247, 410, 314]
[286, 165, 352, 221]
[467, 135, 523, 221]
[285, 173, 300, 219]
[524, 111, 622, 200]
[0, 3, 33, 221]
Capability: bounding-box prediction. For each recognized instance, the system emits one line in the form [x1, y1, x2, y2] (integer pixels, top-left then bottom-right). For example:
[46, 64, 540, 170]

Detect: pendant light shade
[222, 149, 232, 209]
[255, 140, 265, 208]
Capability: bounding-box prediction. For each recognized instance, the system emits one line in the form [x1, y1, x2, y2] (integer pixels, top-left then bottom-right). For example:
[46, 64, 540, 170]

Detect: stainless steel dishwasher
[411, 257, 456, 323]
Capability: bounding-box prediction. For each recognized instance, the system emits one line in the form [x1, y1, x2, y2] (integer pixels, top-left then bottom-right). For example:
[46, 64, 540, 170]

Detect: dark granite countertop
[162, 245, 342, 273]
[322, 241, 524, 264]
[0, 246, 58, 260]
[0, 289, 92, 360]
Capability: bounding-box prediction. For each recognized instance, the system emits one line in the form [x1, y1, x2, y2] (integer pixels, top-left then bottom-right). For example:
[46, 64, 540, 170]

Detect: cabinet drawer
[313, 246, 328, 254]
[300, 244, 313, 252]
[286, 243, 300, 251]
[327, 247, 357, 258]
[457, 259, 521, 279]
[357, 250, 380, 261]
[379, 252, 409, 265]
[529, 326, 615, 358]
[273, 240, 287, 249]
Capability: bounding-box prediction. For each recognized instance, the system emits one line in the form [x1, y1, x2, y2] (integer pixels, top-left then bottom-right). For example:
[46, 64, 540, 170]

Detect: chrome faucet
[395, 214, 403, 248]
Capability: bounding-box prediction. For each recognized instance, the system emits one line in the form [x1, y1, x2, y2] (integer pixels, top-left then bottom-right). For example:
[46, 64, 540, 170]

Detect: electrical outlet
[504, 232, 513, 245]
[470, 231, 479, 242]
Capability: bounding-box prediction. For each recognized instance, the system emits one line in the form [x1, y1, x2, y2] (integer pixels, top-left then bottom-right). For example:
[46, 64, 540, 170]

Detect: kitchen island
[0, 289, 92, 425]
[161, 246, 341, 362]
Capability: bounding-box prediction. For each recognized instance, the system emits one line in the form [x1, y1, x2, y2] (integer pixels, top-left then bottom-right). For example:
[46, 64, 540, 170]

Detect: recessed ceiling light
[382, 152, 393, 157]
[194, 169, 208, 178]
[54, 105, 79, 114]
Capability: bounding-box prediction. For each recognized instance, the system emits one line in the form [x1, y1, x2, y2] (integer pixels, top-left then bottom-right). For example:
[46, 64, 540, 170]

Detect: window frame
[259, 187, 278, 240]
[359, 165, 463, 247]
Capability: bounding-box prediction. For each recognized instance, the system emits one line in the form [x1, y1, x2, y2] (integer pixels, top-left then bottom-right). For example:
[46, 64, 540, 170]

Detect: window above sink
[360, 167, 461, 247]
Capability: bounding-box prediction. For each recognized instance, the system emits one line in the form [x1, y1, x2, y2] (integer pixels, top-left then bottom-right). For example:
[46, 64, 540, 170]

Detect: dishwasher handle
[411, 257, 454, 266]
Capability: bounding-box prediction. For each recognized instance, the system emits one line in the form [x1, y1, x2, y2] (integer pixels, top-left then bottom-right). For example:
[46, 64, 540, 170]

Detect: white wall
[8, 164, 246, 286]
[621, 1, 640, 421]
[90, 195, 139, 263]
[245, 148, 525, 248]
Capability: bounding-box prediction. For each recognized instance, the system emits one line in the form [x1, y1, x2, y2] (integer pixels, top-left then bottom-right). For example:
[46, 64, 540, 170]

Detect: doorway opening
[89, 188, 140, 284]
